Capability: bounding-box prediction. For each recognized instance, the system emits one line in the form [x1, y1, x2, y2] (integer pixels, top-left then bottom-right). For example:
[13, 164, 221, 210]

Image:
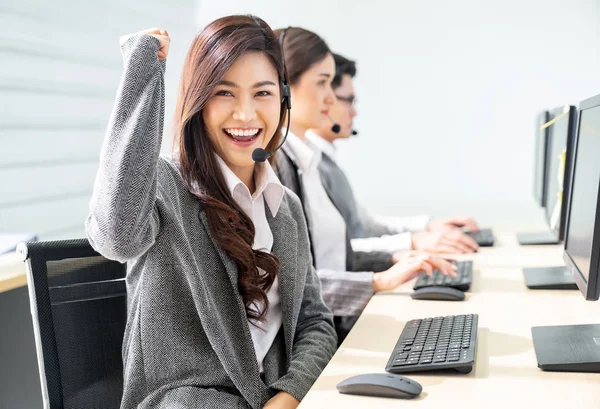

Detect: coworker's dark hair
[332, 53, 357, 89]
[173, 15, 287, 323]
[273, 27, 330, 85]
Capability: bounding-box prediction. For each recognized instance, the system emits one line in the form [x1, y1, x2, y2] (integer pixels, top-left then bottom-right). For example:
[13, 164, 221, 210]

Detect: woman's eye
[215, 90, 233, 97]
[255, 91, 272, 97]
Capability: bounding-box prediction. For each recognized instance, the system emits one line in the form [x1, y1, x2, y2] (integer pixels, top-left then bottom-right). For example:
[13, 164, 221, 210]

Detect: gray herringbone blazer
[85, 33, 336, 409]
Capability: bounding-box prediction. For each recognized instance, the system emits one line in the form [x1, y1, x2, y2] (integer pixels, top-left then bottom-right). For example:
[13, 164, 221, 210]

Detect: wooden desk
[0, 252, 26, 293]
[299, 233, 600, 408]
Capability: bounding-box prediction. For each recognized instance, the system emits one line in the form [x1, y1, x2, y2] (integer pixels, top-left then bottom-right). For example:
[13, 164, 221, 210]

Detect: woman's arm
[86, 32, 168, 262]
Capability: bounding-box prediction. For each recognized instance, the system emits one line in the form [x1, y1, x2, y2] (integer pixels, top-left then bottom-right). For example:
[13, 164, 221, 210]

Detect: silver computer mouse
[337, 373, 423, 399]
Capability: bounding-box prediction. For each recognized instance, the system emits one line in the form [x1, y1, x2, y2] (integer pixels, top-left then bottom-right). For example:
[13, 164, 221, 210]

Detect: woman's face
[203, 51, 281, 172]
[290, 53, 336, 134]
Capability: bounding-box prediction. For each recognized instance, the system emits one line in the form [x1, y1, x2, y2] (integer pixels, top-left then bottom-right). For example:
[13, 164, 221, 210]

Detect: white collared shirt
[306, 131, 429, 252]
[284, 131, 347, 272]
[216, 154, 284, 373]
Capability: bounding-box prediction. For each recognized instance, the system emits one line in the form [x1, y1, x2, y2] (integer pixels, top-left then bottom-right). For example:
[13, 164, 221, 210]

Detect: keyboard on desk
[465, 228, 495, 247]
[386, 314, 478, 374]
[413, 260, 472, 291]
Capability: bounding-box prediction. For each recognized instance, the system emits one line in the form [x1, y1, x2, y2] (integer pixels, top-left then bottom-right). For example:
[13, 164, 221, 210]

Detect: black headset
[251, 23, 292, 162]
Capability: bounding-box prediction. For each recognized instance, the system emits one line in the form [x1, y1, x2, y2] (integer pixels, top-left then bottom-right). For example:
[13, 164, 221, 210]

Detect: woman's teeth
[224, 128, 260, 138]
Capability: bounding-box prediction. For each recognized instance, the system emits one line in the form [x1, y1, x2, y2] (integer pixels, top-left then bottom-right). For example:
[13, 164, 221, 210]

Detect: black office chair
[18, 238, 127, 409]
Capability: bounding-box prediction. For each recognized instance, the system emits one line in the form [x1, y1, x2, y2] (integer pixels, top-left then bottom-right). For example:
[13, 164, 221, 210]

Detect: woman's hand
[411, 229, 479, 254]
[374, 251, 456, 292]
[263, 391, 300, 409]
[125, 28, 170, 60]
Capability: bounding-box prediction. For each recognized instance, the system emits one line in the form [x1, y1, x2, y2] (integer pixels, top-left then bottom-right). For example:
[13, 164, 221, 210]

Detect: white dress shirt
[306, 131, 430, 253]
[216, 154, 284, 373]
[284, 132, 347, 271]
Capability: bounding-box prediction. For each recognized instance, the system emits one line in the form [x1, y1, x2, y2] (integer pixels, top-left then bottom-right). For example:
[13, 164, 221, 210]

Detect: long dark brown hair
[273, 27, 331, 86]
[173, 15, 287, 323]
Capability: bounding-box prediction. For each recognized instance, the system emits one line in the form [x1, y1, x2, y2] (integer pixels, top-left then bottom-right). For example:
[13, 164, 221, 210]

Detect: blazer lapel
[266, 201, 298, 363]
[197, 209, 271, 407]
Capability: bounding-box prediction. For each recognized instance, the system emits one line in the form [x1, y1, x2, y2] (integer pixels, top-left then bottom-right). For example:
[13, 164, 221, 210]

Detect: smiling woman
[202, 51, 282, 189]
[85, 15, 336, 409]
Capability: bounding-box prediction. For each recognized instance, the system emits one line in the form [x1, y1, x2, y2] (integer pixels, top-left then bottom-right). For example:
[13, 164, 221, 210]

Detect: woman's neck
[229, 163, 256, 195]
[290, 123, 308, 141]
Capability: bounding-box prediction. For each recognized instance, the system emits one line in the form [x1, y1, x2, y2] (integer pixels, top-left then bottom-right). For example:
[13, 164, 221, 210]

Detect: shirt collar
[306, 130, 336, 160]
[215, 154, 285, 216]
[283, 129, 322, 172]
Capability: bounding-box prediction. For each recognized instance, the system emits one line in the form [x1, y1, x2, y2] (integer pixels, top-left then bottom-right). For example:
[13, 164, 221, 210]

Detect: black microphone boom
[352, 129, 358, 136]
[252, 109, 291, 162]
[328, 115, 341, 134]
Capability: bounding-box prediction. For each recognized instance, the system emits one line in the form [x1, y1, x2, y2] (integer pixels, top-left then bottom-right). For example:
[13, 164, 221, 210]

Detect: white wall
[0, 0, 197, 240]
[196, 0, 600, 226]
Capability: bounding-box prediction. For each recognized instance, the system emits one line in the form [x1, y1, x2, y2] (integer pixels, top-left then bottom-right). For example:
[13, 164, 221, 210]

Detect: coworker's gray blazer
[274, 149, 394, 321]
[318, 152, 396, 239]
[85, 34, 337, 409]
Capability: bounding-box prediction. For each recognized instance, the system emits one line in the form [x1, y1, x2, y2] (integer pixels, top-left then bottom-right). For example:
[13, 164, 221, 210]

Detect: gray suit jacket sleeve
[351, 249, 394, 273]
[85, 33, 164, 263]
[356, 205, 403, 237]
[316, 269, 374, 316]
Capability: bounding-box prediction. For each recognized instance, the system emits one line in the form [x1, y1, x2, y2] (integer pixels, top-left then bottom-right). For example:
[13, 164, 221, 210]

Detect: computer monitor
[543, 105, 577, 241]
[518, 107, 577, 246]
[533, 111, 550, 207]
[531, 93, 600, 373]
[563, 96, 600, 301]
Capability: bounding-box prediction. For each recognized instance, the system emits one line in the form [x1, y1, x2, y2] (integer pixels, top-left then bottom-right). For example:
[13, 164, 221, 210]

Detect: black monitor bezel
[543, 105, 577, 241]
[563, 93, 600, 301]
[534, 110, 551, 208]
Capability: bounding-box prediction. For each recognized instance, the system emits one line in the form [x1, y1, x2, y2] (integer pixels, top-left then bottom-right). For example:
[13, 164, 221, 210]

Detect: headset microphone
[328, 115, 341, 134]
[251, 102, 290, 162]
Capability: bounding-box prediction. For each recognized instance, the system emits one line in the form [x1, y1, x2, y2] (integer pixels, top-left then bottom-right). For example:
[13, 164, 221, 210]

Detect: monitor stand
[517, 231, 560, 245]
[523, 266, 578, 290]
[532, 324, 600, 372]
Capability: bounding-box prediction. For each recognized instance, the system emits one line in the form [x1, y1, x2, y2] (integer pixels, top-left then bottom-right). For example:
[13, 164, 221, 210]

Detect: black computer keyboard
[413, 260, 473, 291]
[465, 228, 495, 247]
[385, 314, 478, 374]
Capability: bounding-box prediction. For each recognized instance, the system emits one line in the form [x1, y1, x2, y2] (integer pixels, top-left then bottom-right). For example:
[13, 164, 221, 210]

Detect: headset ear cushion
[282, 84, 291, 109]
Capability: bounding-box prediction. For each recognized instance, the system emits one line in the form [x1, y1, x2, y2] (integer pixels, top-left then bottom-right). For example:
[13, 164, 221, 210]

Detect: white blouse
[216, 154, 284, 373]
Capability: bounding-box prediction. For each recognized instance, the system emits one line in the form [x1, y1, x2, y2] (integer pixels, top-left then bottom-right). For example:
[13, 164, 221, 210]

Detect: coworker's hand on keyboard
[126, 28, 170, 60]
[373, 251, 456, 292]
[427, 216, 479, 233]
[411, 230, 479, 254]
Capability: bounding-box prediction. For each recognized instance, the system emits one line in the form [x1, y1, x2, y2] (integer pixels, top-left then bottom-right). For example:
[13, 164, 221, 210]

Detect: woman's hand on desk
[263, 391, 299, 409]
[374, 251, 456, 292]
[411, 230, 479, 254]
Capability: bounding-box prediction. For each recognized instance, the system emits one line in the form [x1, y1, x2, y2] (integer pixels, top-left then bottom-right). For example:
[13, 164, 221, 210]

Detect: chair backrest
[19, 238, 127, 409]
